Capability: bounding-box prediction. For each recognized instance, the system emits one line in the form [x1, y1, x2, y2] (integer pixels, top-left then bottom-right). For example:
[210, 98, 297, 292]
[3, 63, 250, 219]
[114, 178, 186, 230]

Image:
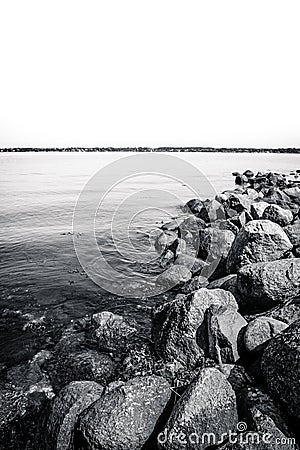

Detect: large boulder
[92, 311, 137, 353]
[261, 319, 300, 420]
[156, 265, 192, 290]
[47, 381, 103, 450]
[243, 317, 288, 353]
[198, 199, 225, 223]
[198, 227, 235, 263]
[151, 288, 238, 370]
[47, 349, 116, 392]
[226, 220, 292, 273]
[197, 303, 247, 364]
[284, 222, 300, 247]
[250, 201, 270, 220]
[237, 259, 300, 308]
[157, 367, 238, 450]
[78, 375, 171, 450]
[262, 204, 293, 227]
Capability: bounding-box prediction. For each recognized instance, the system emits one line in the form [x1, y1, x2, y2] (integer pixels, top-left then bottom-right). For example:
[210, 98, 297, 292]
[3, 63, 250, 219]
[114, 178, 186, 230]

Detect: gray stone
[158, 367, 238, 450]
[237, 259, 300, 307]
[227, 220, 292, 273]
[250, 201, 269, 219]
[78, 375, 171, 450]
[243, 317, 288, 352]
[261, 319, 300, 420]
[156, 265, 192, 290]
[174, 254, 206, 275]
[262, 204, 293, 227]
[284, 222, 300, 247]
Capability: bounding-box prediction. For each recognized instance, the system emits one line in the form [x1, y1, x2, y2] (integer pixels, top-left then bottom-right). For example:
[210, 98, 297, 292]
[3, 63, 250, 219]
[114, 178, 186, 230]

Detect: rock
[198, 199, 225, 223]
[250, 201, 269, 219]
[237, 259, 300, 308]
[174, 254, 206, 275]
[156, 265, 192, 290]
[179, 275, 208, 294]
[261, 319, 300, 419]
[183, 198, 204, 215]
[216, 219, 239, 235]
[198, 303, 247, 364]
[262, 204, 293, 227]
[284, 222, 300, 247]
[48, 350, 116, 392]
[236, 174, 249, 185]
[226, 220, 292, 273]
[243, 317, 288, 352]
[221, 364, 253, 393]
[238, 387, 292, 438]
[284, 186, 300, 199]
[151, 288, 238, 370]
[266, 299, 300, 325]
[161, 219, 182, 232]
[154, 230, 178, 254]
[78, 375, 171, 450]
[244, 170, 254, 178]
[92, 311, 137, 353]
[47, 381, 103, 450]
[157, 367, 238, 450]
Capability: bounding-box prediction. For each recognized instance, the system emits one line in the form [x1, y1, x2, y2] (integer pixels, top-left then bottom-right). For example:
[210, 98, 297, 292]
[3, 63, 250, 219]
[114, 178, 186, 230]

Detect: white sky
[0, 1, 299, 148]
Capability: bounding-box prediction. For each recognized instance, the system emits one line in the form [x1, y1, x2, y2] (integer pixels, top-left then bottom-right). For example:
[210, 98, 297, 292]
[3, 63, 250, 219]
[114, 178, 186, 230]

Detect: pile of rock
[1, 169, 300, 449]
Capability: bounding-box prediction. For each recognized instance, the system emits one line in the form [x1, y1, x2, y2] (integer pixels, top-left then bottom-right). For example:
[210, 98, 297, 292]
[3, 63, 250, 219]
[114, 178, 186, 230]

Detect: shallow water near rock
[0, 151, 299, 366]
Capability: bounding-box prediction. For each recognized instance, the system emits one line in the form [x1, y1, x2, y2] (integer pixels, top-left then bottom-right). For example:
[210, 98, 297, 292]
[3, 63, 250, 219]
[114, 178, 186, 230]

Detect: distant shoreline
[0, 147, 300, 153]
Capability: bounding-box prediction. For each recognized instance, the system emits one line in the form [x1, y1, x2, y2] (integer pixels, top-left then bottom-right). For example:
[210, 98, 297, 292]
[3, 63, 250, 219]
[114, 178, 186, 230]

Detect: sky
[0, 1, 300, 148]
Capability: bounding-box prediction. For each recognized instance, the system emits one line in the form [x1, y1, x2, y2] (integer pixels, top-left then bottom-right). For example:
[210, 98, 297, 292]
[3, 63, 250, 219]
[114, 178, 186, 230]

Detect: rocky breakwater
[1, 168, 300, 449]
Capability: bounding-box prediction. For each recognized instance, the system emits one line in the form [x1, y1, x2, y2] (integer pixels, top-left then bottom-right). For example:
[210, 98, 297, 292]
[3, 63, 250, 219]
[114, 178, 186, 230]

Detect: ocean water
[0, 151, 299, 365]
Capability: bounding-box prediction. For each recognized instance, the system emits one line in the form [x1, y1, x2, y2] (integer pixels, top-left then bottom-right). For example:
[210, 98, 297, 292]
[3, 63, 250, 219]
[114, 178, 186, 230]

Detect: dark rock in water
[183, 198, 204, 215]
[261, 319, 300, 420]
[232, 171, 241, 177]
[237, 387, 292, 438]
[198, 199, 225, 223]
[161, 219, 182, 232]
[179, 275, 208, 294]
[250, 201, 269, 219]
[156, 265, 192, 290]
[242, 316, 288, 353]
[244, 170, 254, 178]
[198, 303, 247, 364]
[92, 311, 137, 353]
[47, 381, 103, 450]
[154, 230, 178, 254]
[262, 204, 293, 227]
[151, 288, 237, 370]
[226, 220, 292, 273]
[48, 349, 116, 393]
[235, 174, 249, 185]
[158, 367, 238, 450]
[284, 222, 300, 247]
[237, 259, 300, 308]
[78, 375, 171, 450]
[174, 254, 206, 275]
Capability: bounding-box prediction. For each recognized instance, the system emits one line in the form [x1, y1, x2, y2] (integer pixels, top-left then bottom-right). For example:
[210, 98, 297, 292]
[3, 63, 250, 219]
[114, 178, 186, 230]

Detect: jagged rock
[78, 375, 171, 450]
[243, 317, 288, 352]
[183, 198, 204, 216]
[237, 259, 300, 308]
[244, 170, 254, 178]
[284, 186, 300, 199]
[161, 219, 182, 232]
[174, 254, 206, 275]
[221, 364, 253, 393]
[47, 350, 116, 393]
[151, 288, 238, 370]
[92, 311, 137, 353]
[266, 299, 300, 325]
[262, 204, 293, 227]
[198, 199, 225, 223]
[47, 381, 103, 450]
[226, 220, 292, 273]
[197, 303, 247, 364]
[284, 222, 300, 247]
[156, 265, 192, 290]
[214, 219, 239, 235]
[157, 367, 238, 450]
[250, 201, 270, 219]
[261, 319, 300, 420]
[154, 230, 178, 253]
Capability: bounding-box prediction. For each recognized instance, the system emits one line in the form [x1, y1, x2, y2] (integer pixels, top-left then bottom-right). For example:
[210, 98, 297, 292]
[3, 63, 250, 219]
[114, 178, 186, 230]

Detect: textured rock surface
[262, 204, 293, 227]
[243, 317, 288, 352]
[284, 222, 300, 247]
[92, 311, 137, 353]
[158, 367, 238, 450]
[152, 288, 238, 369]
[237, 259, 300, 307]
[78, 375, 171, 450]
[174, 254, 206, 275]
[250, 201, 270, 219]
[227, 220, 292, 273]
[47, 381, 103, 450]
[156, 265, 192, 290]
[261, 319, 300, 419]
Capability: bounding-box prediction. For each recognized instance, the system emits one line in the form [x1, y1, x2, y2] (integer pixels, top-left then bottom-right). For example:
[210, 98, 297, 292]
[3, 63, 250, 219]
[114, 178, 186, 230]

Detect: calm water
[0, 152, 299, 365]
